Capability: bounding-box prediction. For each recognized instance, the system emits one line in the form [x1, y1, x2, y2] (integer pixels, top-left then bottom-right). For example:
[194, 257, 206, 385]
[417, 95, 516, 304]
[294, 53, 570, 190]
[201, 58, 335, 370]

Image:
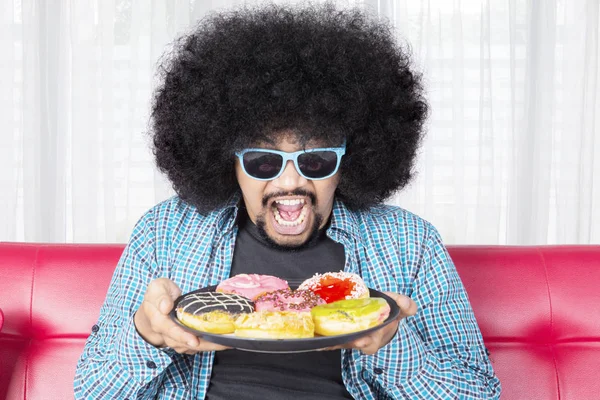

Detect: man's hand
[134, 278, 230, 354]
[325, 292, 417, 355]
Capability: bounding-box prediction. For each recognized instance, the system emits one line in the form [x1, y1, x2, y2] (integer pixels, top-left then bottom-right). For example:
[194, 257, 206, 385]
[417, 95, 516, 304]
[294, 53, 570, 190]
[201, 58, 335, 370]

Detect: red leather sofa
[1, 242, 599, 399]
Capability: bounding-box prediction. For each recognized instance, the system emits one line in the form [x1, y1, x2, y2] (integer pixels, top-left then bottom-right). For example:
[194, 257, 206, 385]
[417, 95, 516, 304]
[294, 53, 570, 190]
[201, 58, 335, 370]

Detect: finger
[141, 298, 168, 329]
[163, 320, 201, 348]
[355, 332, 387, 355]
[146, 278, 182, 315]
[162, 337, 189, 354]
[141, 302, 194, 348]
[163, 334, 204, 354]
[193, 340, 231, 352]
[384, 292, 418, 318]
[323, 336, 378, 353]
[354, 336, 375, 349]
[163, 332, 202, 354]
[161, 321, 231, 353]
[141, 297, 179, 331]
[183, 335, 231, 352]
[337, 335, 375, 352]
[159, 284, 182, 315]
[401, 297, 418, 317]
[359, 342, 380, 355]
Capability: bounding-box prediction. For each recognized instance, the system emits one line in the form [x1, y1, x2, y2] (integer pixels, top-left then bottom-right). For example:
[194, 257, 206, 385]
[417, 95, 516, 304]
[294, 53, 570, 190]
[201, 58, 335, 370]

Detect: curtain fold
[1, 0, 598, 244]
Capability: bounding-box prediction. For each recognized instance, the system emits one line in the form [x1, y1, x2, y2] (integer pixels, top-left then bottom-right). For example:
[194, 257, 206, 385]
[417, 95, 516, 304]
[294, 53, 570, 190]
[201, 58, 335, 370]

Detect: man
[75, 4, 501, 399]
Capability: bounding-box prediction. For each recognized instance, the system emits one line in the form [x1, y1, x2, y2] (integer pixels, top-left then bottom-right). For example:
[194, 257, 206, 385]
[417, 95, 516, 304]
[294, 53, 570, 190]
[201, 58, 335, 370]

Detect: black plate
[169, 285, 400, 353]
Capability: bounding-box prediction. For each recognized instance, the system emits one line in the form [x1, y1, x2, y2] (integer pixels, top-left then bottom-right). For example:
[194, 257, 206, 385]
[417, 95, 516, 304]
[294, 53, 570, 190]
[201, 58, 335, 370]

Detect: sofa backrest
[1, 243, 599, 399]
[451, 246, 600, 400]
[0, 243, 124, 400]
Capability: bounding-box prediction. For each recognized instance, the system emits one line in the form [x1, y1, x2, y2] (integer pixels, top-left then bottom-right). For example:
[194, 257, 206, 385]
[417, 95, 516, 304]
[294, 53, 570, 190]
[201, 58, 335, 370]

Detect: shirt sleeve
[385, 224, 502, 399]
[74, 210, 176, 399]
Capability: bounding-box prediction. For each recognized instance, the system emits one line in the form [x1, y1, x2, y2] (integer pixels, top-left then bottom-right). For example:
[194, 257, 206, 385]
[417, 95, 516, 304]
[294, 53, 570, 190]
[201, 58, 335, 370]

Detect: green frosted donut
[311, 297, 390, 336]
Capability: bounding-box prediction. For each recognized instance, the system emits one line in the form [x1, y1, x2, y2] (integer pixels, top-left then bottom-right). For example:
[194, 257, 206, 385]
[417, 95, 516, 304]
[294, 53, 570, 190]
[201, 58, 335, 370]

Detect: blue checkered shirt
[74, 196, 501, 399]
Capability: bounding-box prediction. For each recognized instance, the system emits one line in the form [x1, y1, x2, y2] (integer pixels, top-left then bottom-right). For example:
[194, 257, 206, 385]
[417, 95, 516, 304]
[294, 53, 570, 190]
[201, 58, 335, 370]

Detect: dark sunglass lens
[242, 151, 283, 179]
[297, 151, 338, 178]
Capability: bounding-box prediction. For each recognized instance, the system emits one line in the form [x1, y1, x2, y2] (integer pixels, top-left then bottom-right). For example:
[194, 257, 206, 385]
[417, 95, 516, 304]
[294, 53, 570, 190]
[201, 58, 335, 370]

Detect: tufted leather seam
[24, 247, 39, 399]
[537, 247, 561, 400]
[29, 248, 39, 335]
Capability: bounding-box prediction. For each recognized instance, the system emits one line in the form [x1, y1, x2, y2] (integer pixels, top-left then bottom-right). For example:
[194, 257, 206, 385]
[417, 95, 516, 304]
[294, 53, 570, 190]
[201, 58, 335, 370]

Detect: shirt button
[91, 324, 99, 333]
[146, 360, 157, 369]
[374, 367, 384, 375]
[361, 368, 372, 382]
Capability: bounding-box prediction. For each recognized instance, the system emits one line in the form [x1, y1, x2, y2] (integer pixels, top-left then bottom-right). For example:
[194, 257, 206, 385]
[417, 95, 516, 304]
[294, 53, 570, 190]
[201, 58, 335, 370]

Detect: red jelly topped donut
[298, 272, 369, 303]
[255, 289, 326, 312]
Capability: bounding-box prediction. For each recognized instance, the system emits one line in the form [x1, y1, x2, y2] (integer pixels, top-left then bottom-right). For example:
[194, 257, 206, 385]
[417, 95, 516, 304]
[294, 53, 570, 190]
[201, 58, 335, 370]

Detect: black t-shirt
[206, 212, 353, 400]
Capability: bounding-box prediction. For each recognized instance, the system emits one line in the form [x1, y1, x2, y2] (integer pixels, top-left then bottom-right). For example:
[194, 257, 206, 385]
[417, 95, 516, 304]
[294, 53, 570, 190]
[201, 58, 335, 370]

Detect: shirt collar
[328, 197, 363, 242]
[215, 192, 242, 232]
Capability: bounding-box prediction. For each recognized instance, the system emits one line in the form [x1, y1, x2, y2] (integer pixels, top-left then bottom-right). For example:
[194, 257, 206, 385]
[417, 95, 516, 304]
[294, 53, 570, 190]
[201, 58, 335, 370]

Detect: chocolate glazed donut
[178, 292, 255, 314]
[176, 292, 255, 334]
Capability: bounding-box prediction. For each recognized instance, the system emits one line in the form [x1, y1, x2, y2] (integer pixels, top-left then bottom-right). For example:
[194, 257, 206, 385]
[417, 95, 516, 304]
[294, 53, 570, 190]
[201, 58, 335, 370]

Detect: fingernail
[187, 340, 196, 347]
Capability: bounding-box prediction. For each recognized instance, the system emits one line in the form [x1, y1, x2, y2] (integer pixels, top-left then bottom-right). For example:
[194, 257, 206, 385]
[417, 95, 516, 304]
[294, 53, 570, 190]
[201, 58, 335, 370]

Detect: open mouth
[270, 198, 311, 235]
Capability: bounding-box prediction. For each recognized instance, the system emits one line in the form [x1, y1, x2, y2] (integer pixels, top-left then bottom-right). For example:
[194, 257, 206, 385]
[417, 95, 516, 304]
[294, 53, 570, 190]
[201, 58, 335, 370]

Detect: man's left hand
[325, 292, 418, 355]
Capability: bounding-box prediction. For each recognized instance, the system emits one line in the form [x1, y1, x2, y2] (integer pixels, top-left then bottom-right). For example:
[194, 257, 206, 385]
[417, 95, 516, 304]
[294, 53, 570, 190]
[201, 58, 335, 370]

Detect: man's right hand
[134, 278, 230, 354]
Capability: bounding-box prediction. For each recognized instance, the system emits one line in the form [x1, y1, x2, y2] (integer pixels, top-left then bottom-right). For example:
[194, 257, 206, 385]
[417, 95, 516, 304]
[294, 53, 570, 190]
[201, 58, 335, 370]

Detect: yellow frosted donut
[234, 311, 315, 339]
[311, 297, 390, 336]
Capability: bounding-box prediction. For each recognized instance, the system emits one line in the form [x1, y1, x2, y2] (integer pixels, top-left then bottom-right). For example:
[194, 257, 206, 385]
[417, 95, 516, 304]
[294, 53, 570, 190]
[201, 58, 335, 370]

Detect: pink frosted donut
[216, 274, 289, 301]
[254, 289, 326, 312]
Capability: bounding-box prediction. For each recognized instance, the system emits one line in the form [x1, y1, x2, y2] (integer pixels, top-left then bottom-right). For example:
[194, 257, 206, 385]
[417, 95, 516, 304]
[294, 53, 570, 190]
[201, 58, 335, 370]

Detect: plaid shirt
[74, 196, 501, 399]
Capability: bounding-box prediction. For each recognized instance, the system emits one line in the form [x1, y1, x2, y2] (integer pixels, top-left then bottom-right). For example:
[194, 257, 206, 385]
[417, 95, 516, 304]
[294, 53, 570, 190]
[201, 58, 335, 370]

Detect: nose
[272, 160, 308, 189]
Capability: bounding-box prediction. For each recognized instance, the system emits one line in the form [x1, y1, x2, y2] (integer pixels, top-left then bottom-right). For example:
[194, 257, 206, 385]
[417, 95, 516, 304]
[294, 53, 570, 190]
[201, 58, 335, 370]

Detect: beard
[255, 188, 323, 251]
[255, 212, 324, 251]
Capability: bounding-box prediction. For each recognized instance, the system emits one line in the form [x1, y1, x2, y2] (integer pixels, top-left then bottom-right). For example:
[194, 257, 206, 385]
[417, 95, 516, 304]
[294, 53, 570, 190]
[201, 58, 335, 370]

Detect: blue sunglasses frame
[235, 144, 346, 181]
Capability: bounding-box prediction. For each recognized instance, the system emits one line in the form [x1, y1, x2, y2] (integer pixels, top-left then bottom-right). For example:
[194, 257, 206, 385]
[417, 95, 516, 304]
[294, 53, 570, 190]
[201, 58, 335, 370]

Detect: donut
[298, 271, 369, 303]
[310, 297, 391, 336]
[234, 311, 315, 339]
[254, 288, 326, 312]
[176, 292, 254, 334]
[216, 274, 289, 300]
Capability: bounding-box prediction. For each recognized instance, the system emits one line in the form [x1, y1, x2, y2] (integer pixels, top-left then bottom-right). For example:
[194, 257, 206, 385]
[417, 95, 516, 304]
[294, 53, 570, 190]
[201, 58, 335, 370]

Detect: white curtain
[1, 0, 598, 244]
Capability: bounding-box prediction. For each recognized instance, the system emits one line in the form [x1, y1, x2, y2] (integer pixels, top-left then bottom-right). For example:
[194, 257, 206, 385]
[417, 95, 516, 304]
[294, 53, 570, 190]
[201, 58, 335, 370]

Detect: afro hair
[150, 3, 428, 213]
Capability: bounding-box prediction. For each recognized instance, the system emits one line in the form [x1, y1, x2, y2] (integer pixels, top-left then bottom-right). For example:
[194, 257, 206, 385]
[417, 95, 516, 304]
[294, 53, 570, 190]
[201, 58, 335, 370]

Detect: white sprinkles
[298, 271, 367, 299]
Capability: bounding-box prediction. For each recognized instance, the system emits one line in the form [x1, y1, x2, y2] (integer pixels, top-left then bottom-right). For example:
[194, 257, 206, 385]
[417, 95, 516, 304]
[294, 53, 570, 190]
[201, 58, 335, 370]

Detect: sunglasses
[235, 144, 346, 181]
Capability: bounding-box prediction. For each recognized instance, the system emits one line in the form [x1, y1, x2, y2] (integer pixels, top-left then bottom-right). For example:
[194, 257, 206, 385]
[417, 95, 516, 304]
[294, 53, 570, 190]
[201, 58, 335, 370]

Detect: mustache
[262, 189, 317, 207]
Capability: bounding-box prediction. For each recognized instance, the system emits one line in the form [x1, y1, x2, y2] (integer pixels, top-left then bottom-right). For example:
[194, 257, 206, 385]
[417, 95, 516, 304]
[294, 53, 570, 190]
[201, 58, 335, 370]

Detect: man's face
[235, 134, 341, 249]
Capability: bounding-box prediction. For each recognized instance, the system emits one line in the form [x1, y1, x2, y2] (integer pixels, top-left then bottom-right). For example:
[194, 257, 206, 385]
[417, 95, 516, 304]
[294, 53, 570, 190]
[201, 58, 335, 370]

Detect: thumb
[158, 296, 174, 315]
[152, 278, 182, 315]
[385, 292, 418, 318]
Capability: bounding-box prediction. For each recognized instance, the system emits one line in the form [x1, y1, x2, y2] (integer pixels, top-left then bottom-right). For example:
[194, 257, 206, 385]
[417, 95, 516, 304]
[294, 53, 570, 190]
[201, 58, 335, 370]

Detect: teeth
[274, 198, 305, 206]
[273, 206, 308, 226]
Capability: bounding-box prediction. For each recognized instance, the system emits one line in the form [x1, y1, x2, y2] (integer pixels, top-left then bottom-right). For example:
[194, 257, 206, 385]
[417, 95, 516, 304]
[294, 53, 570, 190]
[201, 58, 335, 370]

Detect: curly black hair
[151, 3, 428, 213]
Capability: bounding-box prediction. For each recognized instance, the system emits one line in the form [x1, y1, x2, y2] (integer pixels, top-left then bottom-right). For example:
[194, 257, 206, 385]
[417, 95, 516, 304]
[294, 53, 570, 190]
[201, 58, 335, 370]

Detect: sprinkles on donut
[254, 288, 326, 312]
[298, 271, 369, 303]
